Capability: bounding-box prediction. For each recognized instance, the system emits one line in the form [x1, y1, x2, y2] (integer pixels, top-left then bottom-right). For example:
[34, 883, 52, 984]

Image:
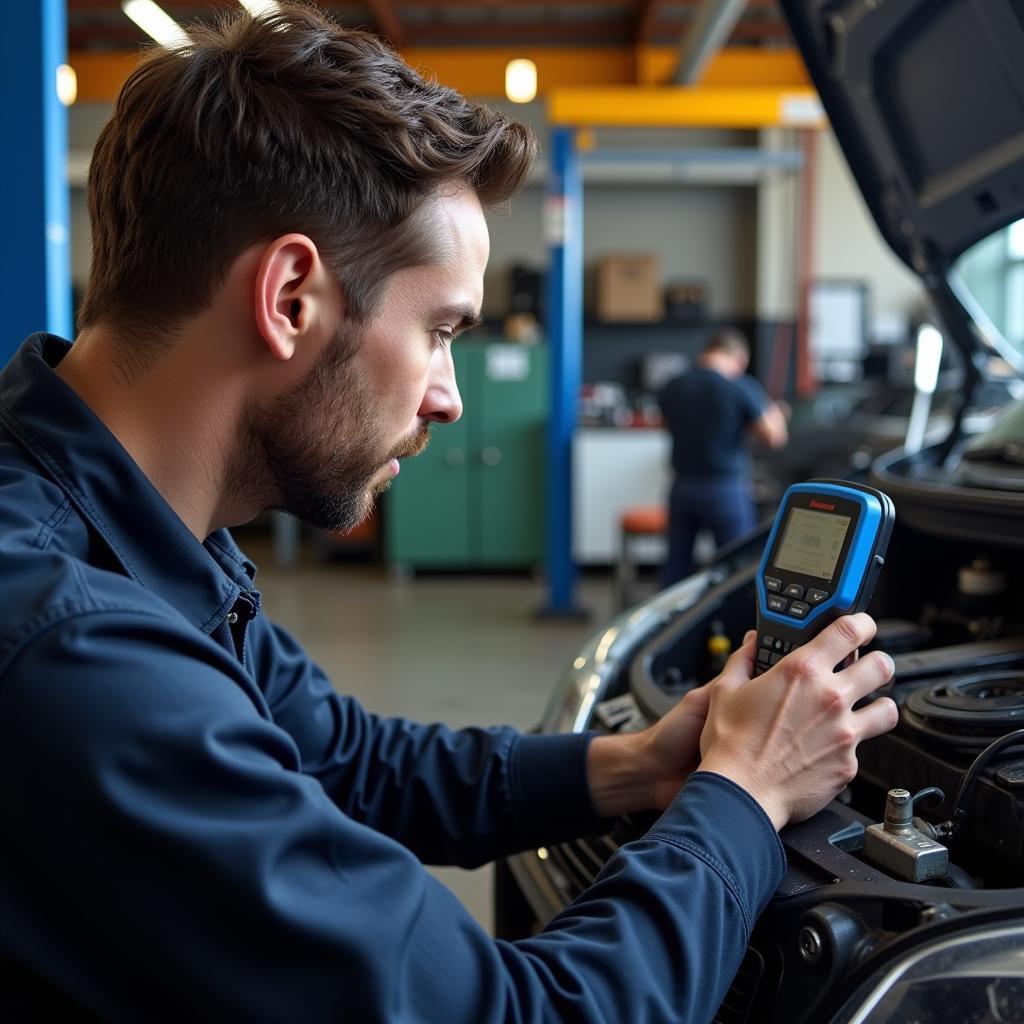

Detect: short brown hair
[80, 2, 534, 359]
[704, 328, 750, 358]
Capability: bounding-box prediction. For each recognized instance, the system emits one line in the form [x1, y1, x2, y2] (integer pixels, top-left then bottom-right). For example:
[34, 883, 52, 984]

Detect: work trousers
[661, 475, 757, 588]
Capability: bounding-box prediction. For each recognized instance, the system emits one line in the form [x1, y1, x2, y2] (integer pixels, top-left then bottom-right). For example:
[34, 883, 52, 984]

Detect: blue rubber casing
[753, 481, 894, 666]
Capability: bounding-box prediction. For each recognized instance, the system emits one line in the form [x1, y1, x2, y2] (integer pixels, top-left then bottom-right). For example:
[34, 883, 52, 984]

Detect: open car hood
[780, 0, 1024, 376]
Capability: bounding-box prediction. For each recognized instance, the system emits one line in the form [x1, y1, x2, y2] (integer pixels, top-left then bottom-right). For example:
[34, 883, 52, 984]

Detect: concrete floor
[251, 539, 620, 934]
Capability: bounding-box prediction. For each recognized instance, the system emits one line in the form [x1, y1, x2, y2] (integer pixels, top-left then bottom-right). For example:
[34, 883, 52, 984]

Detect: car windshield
[954, 218, 1024, 376]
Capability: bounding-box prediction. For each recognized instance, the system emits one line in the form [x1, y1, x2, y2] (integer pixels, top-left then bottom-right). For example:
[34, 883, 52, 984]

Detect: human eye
[432, 327, 456, 350]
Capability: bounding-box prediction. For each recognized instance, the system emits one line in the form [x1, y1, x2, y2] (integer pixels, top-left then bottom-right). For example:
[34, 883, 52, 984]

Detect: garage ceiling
[67, 0, 792, 51]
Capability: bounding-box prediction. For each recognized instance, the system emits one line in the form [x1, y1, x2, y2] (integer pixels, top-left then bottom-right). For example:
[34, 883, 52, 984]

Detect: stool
[615, 505, 667, 610]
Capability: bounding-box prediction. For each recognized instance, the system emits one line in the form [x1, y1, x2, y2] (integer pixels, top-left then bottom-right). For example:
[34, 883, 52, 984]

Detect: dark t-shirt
[658, 365, 767, 479]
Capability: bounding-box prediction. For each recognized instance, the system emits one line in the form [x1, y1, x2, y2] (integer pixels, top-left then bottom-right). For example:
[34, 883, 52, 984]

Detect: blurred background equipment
[596, 253, 664, 323]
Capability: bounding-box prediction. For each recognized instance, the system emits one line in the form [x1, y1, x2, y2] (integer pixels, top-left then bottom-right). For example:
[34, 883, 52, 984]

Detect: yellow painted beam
[70, 46, 810, 104]
[637, 48, 811, 88]
[548, 86, 826, 129]
[404, 46, 634, 95]
[72, 51, 143, 103]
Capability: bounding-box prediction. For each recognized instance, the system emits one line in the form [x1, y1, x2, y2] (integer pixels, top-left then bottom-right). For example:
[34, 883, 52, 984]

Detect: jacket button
[226, 612, 239, 625]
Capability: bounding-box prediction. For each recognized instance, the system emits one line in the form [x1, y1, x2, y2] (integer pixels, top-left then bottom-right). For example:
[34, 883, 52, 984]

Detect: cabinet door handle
[481, 446, 503, 466]
[444, 448, 466, 467]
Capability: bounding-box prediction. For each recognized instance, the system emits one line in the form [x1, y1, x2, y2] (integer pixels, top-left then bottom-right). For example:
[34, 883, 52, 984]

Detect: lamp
[505, 59, 537, 104]
[238, 0, 282, 15]
[56, 64, 77, 107]
[121, 0, 191, 48]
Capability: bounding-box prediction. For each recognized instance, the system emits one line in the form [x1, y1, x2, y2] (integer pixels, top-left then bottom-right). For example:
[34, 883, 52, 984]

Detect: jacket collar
[0, 334, 257, 634]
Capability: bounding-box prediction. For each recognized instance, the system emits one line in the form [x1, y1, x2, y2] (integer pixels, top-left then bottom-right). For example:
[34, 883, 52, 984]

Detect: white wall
[756, 128, 799, 320]
[485, 182, 757, 319]
[487, 113, 929, 327]
[71, 188, 93, 290]
[69, 103, 114, 289]
[812, 128, 925, 328]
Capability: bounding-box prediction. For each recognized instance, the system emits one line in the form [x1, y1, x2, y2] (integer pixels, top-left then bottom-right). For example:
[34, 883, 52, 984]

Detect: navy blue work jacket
[0, 335, 785, 1022]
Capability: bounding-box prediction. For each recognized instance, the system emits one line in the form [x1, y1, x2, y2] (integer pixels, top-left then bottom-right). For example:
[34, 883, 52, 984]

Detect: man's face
[247, 188, 488, 532]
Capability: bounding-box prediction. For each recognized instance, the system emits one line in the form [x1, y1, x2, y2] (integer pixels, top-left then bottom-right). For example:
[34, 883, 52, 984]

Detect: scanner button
[806, 588, 829, 605]
[761, 635, 774, 649]
[765, 576, 782, 593]
[773, 638, 785, 652]
[769, 652, 784, 666]
[789, 601, 810, 619]
[757, 648, 771, 666]
[783, 583, 805, 600]
[766, 595, 789, 614]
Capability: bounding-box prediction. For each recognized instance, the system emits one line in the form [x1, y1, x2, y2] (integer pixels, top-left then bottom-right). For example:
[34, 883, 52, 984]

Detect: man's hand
[586, 614, 896, 824]
[586, 682, 713, 818]
[698, 614, 898, 830]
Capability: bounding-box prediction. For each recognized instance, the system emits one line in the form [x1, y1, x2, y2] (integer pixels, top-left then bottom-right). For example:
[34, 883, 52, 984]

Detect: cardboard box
[596, 254, 663, 323]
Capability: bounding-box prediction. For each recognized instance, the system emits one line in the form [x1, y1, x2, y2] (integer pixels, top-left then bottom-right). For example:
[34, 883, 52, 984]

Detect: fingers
[803, 614, 877, 670]
[851, 695, 899, 743]
[836, 648, 895, 703]
[715, 632, 757, 689]
[680, 680, 713, 716]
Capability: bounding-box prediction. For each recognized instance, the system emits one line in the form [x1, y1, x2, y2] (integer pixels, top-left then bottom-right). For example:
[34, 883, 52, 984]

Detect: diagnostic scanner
[753, 480, 895, 676]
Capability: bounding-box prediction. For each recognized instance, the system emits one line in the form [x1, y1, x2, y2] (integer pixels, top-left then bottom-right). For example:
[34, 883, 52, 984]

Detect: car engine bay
[504, 449, 1024, 1023]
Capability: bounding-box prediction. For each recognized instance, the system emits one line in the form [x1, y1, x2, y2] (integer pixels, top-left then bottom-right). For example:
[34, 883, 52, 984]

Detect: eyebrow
[433, 304, 484, 333]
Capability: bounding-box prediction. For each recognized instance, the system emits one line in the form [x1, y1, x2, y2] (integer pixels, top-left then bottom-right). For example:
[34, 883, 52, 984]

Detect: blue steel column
[1, 0, 72, 362]
[541, 128, 586, 616]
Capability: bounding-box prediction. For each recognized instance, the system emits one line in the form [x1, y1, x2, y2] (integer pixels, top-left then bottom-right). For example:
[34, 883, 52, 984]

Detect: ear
[252, 234, 340, 361]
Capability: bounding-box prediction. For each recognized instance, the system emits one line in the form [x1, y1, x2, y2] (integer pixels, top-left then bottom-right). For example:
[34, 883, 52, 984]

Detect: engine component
[863, 788, 949, 882]
[902, 672, 1024, 758]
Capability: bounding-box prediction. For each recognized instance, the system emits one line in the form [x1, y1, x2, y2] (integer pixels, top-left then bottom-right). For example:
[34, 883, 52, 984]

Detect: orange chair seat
[620, 506, 667, 536]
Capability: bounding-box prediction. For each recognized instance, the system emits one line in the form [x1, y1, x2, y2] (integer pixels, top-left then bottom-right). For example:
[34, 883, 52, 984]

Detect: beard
[234, 321, 430, 533]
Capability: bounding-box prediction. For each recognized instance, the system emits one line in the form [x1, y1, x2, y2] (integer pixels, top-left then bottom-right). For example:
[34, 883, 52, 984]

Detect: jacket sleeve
[248, 613, 606, 866]
[0, 610, 785, 1024]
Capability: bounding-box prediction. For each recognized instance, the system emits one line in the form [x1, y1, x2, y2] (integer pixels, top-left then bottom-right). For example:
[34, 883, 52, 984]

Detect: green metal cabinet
[386, 343, 548, 569]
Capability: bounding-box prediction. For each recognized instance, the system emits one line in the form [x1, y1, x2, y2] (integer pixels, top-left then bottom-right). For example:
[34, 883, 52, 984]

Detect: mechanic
[0, 5, 898, 1020]
[659, 328, 790, 586]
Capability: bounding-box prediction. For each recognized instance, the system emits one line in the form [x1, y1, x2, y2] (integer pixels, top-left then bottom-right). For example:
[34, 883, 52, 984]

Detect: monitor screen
[773, 508, 852, 582]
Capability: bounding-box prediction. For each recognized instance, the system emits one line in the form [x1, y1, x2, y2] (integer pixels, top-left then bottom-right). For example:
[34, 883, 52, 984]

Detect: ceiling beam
[387, 0, 773, 6]
[728, 20, 791, 41]
[672, 0, 748, 84]
[391, 0, 634, 6]
[68, 19, 790, 52]
[366, 0, 408, 46]
[71, 44, 809, 101]
[549, 84, 824, 128]
[633, 0, 661, 46]
[70, 25, 152, 48]
[68, 0, 235, 9]
[403, 21, 629, 45]
[66, 0, 778, 10]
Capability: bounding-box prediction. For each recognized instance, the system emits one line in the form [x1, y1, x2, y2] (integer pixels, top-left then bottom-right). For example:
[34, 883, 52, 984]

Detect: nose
[419, 347, 463, 424]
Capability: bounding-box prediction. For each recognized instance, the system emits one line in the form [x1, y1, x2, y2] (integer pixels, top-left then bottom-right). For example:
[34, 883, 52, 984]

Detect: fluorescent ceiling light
[121, 0, 191, 49]
[238, 0, 282, 15]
